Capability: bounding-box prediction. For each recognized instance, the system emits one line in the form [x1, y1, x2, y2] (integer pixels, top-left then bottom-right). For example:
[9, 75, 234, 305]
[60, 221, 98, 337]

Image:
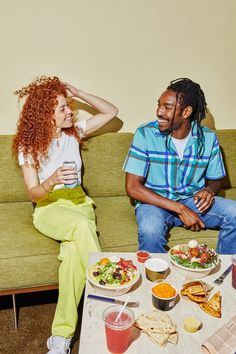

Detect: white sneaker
[47, 335, 72, 354]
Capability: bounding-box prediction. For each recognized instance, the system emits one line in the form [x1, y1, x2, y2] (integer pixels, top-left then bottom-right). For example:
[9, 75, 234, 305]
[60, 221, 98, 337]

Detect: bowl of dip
[136, 250, 151, 263]
[151, 282, 178, 311]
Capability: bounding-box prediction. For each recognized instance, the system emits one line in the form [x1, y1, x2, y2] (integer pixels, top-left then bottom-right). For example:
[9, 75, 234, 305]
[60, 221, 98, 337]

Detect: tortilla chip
[186, 292, 206, 303]
[182, 280, 203, 289]
[184, 281, 205, 295]
[208, 291, 221, 312]
[187, 285, 205, 296]
[181, 280, 213, 304]
[199, 303, 221, 318]
[182, 280, 213, 293]
[182, 281, 205, 294]
[180, 288, 189, 296]
[199, 291, 221, 318]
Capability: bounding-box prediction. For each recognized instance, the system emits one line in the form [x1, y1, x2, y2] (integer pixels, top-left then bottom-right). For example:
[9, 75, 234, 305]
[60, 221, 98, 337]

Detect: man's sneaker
[47, 335, 72, 354]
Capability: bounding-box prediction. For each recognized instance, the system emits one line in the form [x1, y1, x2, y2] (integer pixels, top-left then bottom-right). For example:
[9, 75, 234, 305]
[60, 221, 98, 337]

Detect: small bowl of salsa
[136, 250, 151, 263]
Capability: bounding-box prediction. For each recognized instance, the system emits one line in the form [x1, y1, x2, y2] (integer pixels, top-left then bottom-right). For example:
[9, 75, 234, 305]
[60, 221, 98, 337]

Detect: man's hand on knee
[177, 204, 205, 231]
[194, 188, 214, 213]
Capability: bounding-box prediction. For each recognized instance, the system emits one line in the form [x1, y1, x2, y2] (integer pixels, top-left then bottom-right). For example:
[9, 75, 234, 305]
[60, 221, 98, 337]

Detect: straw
[115, 295, 131, 323]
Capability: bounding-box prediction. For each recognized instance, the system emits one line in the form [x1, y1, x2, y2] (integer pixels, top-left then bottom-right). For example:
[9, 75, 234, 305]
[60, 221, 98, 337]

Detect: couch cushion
[93, 196, 138, 251]
[218, 188, 236, 200]
[82, 133, 133, 197]
[167, 227, 218, 250]
[217, 130, 236, 189]
[93, 195, 220, 252]
[0, 135, 29, 202]
[0, 202, 60, 290]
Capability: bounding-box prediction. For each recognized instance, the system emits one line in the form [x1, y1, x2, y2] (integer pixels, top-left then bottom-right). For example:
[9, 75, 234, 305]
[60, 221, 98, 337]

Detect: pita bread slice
[167, 332, 178, 345]
[147, 309, 173, 322]
[199, 291, 221, 318]
[135, 314, 176, 334]
[145, 330, 170, 347]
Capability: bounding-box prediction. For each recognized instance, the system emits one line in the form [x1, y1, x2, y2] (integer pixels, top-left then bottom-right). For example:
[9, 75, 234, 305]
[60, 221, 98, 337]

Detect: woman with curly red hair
[13, 76, 118, 354]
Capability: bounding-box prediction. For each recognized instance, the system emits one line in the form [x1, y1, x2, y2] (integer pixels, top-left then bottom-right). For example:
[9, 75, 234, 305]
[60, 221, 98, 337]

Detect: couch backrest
[216, 130, 236, 189]
[0, 130, 235, 203]
[0, 135, 29, 202]
[0, 133, 134, 202]
[81, 132, 133, 197]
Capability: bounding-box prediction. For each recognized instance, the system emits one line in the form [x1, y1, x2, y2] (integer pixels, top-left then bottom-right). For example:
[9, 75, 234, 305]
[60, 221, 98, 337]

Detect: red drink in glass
[232, 255, 236, 289]
[102, 306, 134, 353]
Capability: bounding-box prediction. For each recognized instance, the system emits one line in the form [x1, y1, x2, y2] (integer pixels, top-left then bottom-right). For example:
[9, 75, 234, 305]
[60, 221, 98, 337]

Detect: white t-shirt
[18, 120, 86, 190]
[171, 131, 191, 160]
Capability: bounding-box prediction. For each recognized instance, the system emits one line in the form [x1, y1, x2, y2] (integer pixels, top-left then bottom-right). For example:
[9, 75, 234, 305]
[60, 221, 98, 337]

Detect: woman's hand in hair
[63, 82, 79, 98]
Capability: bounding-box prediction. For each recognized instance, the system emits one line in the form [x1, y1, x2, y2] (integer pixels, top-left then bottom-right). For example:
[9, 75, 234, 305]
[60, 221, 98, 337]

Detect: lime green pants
[33, 190, 101, 338]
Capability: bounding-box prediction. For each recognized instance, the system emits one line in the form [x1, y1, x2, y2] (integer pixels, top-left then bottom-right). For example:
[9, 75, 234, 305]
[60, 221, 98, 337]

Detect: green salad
[88, 257, 138, 287]
[169, 240, 218, 269]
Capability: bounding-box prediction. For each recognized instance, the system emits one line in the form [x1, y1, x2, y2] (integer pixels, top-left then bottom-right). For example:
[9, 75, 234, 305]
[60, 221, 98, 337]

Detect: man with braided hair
[123, 78, 236, 254]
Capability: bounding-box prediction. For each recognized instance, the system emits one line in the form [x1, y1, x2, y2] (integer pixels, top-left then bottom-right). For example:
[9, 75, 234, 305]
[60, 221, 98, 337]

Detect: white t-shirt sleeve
[75, 119, 87, 137]
[18, 150, 34, 166]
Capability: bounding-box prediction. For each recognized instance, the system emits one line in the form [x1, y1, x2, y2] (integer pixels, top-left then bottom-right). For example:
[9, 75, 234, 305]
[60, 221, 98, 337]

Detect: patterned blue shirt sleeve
[205, 134, 226, 180]
[123, 127, 150, 177]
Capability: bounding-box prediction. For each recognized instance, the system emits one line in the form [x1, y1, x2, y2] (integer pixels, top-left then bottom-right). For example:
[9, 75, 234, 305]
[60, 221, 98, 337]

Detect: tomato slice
[172, 250, 185, 255]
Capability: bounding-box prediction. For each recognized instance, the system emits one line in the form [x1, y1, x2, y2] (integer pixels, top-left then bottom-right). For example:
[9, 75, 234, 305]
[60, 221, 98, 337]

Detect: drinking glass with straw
[115, 296, 131, 322]
[102, 295, 135, 353]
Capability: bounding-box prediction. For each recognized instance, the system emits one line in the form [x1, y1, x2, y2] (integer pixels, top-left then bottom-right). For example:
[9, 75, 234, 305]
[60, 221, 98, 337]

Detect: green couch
[0, 130, 235, 303]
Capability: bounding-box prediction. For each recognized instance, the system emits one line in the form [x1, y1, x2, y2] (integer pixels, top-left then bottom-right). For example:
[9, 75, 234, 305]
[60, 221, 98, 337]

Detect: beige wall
[1, 0, 236, 135]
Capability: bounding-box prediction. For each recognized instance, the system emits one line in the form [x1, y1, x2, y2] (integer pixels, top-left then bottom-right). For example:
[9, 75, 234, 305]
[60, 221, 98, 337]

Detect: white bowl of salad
[87, 257, 140, 296]
[169, 240, 219, 278]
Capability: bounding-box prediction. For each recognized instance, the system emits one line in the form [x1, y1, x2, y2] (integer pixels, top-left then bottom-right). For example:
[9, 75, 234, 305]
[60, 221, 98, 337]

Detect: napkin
[201, 315, 236, 354]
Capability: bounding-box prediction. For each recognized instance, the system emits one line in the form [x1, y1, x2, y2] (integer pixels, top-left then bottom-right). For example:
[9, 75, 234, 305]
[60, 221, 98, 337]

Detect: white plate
[169, 257, 219, 278]
[168, 246, 219, 278]
[87, 260, 140, 296]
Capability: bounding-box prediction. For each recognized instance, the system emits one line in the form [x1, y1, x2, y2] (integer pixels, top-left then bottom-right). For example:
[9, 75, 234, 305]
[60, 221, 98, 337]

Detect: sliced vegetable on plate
[88, 257, 138, 287]
[169, 240, 218, 270]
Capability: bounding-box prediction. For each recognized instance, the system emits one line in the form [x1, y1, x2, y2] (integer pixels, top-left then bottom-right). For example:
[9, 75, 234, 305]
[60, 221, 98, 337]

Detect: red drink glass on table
[232, 254, 236, 289]
[102, 305, 135, 353]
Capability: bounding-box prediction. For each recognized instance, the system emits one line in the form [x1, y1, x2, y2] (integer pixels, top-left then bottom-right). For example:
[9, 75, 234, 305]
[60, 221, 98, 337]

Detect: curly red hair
[12, 76, 81, 169]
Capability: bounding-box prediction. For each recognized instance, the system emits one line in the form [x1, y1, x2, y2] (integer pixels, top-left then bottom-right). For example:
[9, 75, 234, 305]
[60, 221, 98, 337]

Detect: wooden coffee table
[78, 252, 235, 354]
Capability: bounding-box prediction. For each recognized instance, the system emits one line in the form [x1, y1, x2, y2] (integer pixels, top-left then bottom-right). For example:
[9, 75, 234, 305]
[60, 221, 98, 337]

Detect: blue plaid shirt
[123, 120, 226, 205]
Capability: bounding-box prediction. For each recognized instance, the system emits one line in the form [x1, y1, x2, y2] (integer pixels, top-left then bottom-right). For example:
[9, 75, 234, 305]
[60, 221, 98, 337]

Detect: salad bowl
[169, 241, 219, 278]
[87, 257, 140, 296]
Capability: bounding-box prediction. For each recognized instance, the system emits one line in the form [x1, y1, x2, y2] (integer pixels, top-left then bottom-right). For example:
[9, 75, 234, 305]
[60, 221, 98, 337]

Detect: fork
[87, 294, 139, 308]
[213, 264, 232, 285]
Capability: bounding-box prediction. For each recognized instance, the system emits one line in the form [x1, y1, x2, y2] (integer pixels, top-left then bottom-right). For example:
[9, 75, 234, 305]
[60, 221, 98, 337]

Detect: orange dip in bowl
[152, 283, 176, 299]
